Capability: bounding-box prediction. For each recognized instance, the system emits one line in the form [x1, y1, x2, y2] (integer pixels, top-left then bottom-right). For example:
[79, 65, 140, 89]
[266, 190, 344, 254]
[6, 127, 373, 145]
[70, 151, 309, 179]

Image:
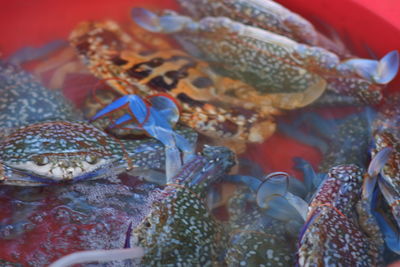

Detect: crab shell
[298, 165, 383, 266]
[130, 146, 235, 265]
[0, 121, 125, 183]
[0, 61, 80, 132]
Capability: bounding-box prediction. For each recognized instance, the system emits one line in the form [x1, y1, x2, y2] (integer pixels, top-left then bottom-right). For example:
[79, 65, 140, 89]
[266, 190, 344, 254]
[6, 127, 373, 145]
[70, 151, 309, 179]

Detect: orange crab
[66, 20, 325, 153]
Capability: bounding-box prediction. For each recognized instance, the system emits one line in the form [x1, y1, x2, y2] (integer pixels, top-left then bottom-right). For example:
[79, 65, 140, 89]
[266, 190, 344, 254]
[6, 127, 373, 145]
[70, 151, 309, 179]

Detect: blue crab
[219, 172, 309, 266]
[132, 7, 399, 105]
[49, 151, 311, 266]
[297, 163, 387, 266]
[370, 95, 400, 253]
[49, 145, 235, 266]
[0, 61, 197, 186]
[271, 108, 397, 264]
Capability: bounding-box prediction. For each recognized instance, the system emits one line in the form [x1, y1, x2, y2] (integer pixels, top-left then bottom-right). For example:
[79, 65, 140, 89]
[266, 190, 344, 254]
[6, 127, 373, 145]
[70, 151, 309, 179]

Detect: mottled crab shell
[0, 61, 80, 132]
[176, 0, 319, 46]
[0, 121, 124, 181]
[298, 165, 382, 266]
[131, 146, 235, 266]
[373, 95, 400, 186]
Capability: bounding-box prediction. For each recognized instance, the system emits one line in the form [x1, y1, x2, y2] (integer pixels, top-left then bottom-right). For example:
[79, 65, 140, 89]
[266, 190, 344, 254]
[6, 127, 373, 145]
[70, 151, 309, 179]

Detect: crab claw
[92, 94, 194, 182]
[375, 177, 400, 254]
[375, 50, 399, 84]
[345, 50, 399, 84]
[363, 147, 393, 200]
[256, 172, 308, 222]
[131, 7, 191, 34]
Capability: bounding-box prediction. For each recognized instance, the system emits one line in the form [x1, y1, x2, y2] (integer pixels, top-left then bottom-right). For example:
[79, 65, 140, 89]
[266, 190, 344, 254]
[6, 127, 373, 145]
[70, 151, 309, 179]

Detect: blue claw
[378, 176, 400, 223]
[368, 147, 393, 178]
[362, 147, 393, 201]
[148, 95, 180, 126]
[375, 50, 399, 84]
[131, 7, 164, 33]
[92, 94, 191, 182]
[256, 172, 289, 207]
[257, 172, 308, 221]
[262, 195, 305, 223]
[372, 184, 400, 254]
[345, 50, 399, 84]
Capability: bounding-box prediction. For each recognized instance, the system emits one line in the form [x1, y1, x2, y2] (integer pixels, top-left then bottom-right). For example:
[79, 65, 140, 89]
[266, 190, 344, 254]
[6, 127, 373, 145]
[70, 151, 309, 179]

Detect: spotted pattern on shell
[299, 206, 381, 266]
[309, 165, 363, 214]
[298, 165, 383, 266]
[0, 61, 80, 133]
[160, 12, 382, 104]
[373, 95, 400, 188]
[0, 119, 197, 185]
[318, 113, 371, 173]
[131, 146, 234, 266]
[177, 0, 319, 46]
[222, 186, 295, 266]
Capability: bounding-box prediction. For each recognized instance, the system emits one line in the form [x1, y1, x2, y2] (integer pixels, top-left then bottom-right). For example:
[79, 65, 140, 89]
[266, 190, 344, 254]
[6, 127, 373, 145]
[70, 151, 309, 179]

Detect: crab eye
[85, 155, 98, 164]
[33, 156, 49, 166]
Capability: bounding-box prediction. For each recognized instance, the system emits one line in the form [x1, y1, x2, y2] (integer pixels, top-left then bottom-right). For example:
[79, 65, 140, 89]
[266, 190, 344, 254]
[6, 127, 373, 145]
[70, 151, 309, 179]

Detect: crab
[219, 173, 308, 266]
[278, 108, 396, 263]
[68, 20, 328, 153]
[0, 61, 197, 186]
[132, 7, 399, 106]
[49, 151, 313, 266]
[298, 164, 385, 266]
[369, 95, 400, 253]
[49, 145, 235, 266]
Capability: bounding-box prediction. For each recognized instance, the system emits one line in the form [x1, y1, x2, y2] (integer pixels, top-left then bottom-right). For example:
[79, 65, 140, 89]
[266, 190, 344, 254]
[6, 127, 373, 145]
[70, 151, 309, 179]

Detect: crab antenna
[49, 247, 145, 267]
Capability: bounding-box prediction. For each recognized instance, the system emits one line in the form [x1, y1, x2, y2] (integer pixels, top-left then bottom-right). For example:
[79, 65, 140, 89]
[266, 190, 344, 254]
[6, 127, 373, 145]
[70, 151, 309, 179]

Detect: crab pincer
[370, 96, 400, 254]
[91, 93, 195, 182]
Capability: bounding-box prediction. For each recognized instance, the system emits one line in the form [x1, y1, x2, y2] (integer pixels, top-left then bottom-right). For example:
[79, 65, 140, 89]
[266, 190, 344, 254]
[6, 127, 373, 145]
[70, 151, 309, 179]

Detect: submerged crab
[0, 61, 197, 186]
[0, 120, 196, 186]
[370, 95, 400, 253]
[50, 145, 235, 266]
[132, 7, 399, 105]
[298, 164, 385, 266]
[50, 150, 308, 266]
